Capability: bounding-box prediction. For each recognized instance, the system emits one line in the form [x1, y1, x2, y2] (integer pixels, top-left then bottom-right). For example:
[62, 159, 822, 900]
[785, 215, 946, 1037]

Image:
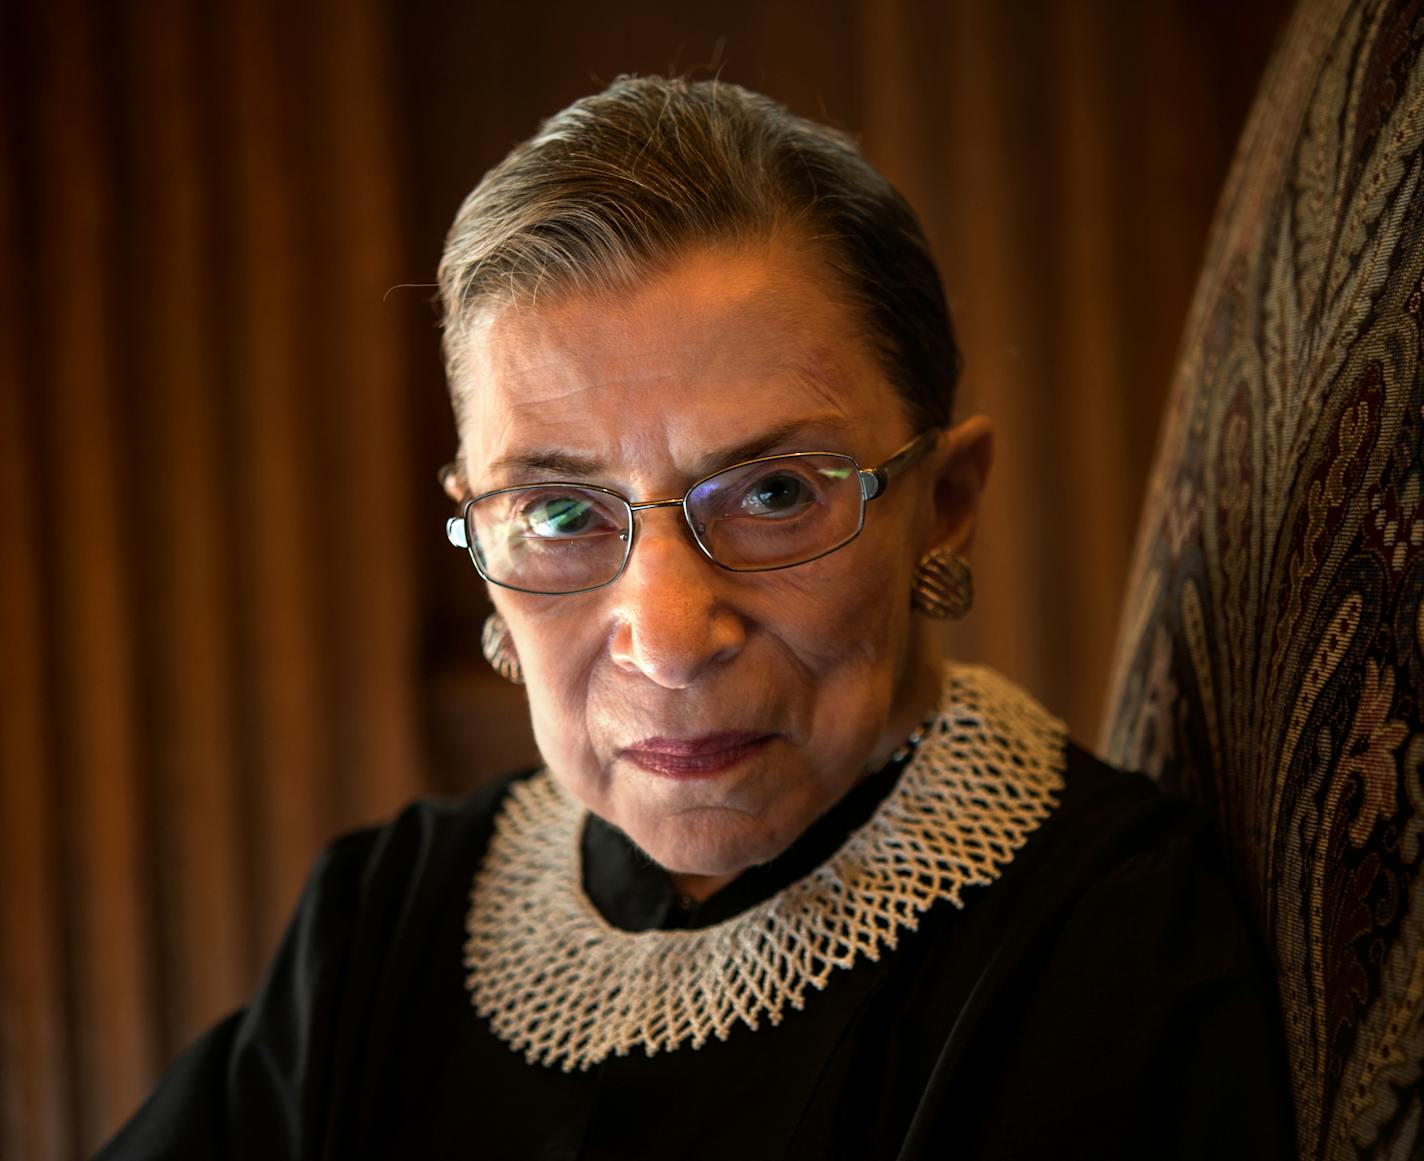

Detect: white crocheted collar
[464, 663, 1067, 1072]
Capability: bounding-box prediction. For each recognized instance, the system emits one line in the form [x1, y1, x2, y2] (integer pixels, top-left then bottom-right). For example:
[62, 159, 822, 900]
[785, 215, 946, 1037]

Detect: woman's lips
[620, 731, 773, 777]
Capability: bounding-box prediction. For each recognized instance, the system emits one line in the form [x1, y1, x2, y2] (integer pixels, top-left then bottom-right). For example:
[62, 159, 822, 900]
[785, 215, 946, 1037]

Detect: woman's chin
[630, 810, 790, 883]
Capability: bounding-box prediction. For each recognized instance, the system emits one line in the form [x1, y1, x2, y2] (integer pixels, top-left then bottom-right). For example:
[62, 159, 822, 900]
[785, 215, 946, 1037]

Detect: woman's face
[453, 241, 970, 893]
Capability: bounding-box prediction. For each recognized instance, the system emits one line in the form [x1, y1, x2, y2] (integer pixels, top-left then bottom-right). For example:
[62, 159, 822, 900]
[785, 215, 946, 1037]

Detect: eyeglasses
[446, 429, 939, 596]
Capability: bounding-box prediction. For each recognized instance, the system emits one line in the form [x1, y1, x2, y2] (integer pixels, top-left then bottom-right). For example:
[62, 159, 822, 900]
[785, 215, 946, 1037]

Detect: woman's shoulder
[94, 769, 544, 1160]
[1020, 741, 1246, 910]
[905, 743, 1295, 1159]
[942, 665, 1226, 907]
[972, 739, 1262, 987]
[1056, 739, 1176, 813]
[1045, 741, 1223, 863]
[309, 767, 542, 909]
[986, 741, 1271, 1018]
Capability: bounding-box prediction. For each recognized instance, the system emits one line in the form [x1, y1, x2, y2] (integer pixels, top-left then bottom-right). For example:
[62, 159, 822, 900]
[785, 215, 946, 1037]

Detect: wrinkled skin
[449, 239, 992, 899]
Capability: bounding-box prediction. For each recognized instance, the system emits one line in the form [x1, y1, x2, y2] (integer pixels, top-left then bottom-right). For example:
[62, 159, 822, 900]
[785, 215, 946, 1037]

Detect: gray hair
[437, 75, 961, 432]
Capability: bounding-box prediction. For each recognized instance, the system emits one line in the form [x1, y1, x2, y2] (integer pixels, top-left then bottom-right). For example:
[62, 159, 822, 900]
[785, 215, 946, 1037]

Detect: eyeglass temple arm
[859, 429, 941, 501]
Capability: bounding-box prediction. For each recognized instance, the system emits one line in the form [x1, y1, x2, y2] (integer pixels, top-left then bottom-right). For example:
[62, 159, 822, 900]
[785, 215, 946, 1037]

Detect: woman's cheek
[516, 647, 588, 768]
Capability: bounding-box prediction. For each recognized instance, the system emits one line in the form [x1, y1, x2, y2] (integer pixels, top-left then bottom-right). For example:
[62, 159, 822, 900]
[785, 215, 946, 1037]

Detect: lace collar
[464, 663, 1067, 1072]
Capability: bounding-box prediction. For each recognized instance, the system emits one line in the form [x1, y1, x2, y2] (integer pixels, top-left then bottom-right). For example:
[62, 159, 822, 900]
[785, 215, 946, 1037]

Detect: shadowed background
[0, 1, 1290, 1155]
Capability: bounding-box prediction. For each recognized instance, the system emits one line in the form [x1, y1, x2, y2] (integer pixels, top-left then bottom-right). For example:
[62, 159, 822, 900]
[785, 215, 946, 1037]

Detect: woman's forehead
[478, 245, 868, 387]
[454, 244, 904, 481]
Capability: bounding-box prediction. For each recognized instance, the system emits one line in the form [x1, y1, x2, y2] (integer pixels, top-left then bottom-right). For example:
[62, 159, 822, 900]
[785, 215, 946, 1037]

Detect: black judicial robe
[97, 745, 1296, 1159]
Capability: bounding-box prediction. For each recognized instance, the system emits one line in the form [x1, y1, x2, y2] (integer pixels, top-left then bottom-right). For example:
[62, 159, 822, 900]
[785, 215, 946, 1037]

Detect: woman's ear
[439, 458, 469, 502]
[928, 414, 994, 554]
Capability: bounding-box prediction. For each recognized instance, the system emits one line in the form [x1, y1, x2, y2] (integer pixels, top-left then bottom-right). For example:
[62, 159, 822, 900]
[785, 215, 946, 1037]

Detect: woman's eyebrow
[489, 450, 604, 478]
[695, 418, 856, 474]
[488, 417, 857, 482]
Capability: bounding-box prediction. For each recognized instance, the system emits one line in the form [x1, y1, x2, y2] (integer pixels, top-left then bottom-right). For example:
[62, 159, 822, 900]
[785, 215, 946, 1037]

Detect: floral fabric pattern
[1102, 1, 1424, 1156]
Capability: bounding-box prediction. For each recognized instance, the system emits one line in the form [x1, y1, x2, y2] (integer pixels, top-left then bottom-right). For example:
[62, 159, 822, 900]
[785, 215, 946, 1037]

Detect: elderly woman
[100, 77, 1293, 1159]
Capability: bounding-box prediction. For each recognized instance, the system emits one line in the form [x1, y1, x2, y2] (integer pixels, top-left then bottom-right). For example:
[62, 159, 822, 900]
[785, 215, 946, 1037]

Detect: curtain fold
[1, 1, 422, 1153]
[0, 45, 72, 1150]
[28, 0, 161, 1142]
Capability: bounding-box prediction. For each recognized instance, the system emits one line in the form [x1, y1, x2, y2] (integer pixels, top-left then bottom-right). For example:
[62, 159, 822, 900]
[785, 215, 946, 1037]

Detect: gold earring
[481, 612, 524, 684]
[912, 547, 973, 620]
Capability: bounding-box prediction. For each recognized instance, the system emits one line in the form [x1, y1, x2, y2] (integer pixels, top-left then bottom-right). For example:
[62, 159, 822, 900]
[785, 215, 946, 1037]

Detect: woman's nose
[606, 515, 746, 689]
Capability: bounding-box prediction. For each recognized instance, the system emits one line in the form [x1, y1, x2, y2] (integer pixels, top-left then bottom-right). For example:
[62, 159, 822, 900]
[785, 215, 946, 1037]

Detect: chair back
[1101, 0, 1424, 1155]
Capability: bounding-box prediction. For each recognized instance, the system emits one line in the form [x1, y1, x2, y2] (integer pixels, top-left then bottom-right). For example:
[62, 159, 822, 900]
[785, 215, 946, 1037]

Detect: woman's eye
[523, 495, 607, 537]
[739, 471, 816, 517]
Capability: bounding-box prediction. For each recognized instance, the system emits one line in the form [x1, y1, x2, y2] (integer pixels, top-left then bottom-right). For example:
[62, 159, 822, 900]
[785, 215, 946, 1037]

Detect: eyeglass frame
[445, 427, 941, 596]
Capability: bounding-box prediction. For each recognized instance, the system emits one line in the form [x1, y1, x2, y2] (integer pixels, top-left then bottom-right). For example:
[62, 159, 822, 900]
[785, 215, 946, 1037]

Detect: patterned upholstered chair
[1101, 0, 1424, 1156]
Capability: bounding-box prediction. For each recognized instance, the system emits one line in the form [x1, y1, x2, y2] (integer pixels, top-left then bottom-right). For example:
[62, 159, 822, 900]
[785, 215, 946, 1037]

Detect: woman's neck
[668, 868, 740, 904]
